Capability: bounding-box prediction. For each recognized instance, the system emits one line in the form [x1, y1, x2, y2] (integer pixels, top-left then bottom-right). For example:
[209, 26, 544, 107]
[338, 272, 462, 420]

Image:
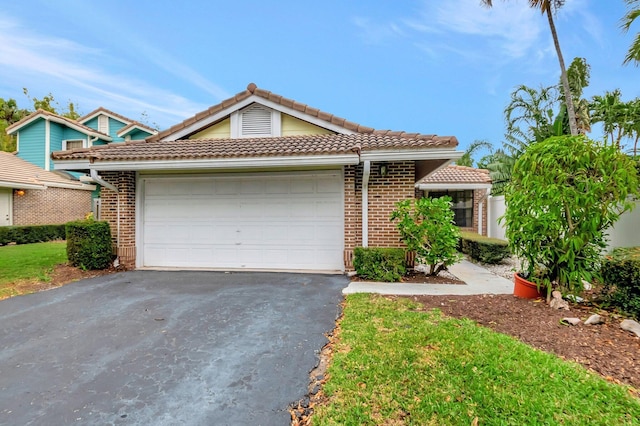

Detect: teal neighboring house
[6, 107, 157, 172]
[2, 108, 157, 225]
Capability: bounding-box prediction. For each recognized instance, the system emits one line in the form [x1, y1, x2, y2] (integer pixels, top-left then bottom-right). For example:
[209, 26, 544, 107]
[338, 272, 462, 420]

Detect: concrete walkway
[342, 260, 514, 296]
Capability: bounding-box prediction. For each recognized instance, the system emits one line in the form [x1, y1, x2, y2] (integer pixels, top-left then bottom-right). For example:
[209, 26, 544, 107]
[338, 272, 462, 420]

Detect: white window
[231, 104, 281, 138]
[63, 139, 86, 150]
[98, 115, 109, 134]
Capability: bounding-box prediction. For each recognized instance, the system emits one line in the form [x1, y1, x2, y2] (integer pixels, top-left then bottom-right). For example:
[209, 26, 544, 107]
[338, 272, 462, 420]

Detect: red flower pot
[513, 273, 544, 299]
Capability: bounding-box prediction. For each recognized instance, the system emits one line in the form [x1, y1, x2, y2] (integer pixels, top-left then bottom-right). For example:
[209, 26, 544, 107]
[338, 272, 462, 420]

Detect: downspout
[362, 161, 371, 247]
[90, 169, 120, 262]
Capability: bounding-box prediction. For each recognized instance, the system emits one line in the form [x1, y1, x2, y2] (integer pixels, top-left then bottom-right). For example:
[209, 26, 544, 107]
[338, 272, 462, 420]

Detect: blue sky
[0, 0, 637, 156]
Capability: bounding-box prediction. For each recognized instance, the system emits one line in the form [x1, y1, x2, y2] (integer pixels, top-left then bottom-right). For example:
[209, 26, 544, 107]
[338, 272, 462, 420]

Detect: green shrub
[459, 231, 510, 264]
[391, 197, 461, 276]
[0, 224, 66, 246]
[601, 251, 640, 320]
[65, 220, 113, 270]
[353, 247, 407, 282]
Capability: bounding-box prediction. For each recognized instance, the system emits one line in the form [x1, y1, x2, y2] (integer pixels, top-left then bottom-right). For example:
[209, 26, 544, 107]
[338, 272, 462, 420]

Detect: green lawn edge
[313, 294, 640, 425]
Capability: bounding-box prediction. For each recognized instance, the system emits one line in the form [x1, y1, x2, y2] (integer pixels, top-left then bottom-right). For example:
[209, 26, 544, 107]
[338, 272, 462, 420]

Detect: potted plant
[503, 135, 638, 299]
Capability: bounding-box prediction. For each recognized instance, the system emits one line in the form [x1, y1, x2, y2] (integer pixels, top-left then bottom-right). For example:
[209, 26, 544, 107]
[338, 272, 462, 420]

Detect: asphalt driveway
[0, 271, 348, 425]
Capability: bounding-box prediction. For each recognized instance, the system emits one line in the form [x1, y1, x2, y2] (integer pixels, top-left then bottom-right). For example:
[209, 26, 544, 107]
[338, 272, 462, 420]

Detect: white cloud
[0, 16, 210, 126]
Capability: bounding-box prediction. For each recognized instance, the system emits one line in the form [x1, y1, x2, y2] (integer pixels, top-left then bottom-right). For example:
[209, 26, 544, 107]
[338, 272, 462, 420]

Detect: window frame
[427, 189, 474, 228]
[62, 139, 87, 151]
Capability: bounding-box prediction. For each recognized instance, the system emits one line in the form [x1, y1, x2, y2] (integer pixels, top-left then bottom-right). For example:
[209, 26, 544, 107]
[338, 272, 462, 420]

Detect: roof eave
[360, 148, 463, 162]
[417, 183, 492, 190]
[0, 180, 46, 190]
[53, 154, 361, 172]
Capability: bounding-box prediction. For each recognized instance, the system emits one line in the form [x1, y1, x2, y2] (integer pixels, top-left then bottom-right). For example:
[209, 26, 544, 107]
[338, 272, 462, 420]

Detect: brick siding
[13, 187, 92, 226]
[99, 171, 136, 268]
[343, 161, 415, 269]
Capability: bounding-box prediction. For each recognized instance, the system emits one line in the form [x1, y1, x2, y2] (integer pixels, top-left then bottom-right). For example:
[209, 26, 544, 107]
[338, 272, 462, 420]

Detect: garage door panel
[142, 172, 343, 270]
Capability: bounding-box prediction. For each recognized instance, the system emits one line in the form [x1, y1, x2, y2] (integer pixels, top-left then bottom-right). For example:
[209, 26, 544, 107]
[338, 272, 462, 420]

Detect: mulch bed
[406, 294, 640, 390]
[351, 270, 465, 285]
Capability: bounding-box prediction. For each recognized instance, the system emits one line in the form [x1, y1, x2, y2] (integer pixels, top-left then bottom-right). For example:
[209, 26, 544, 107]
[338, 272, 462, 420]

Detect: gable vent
[241, 104, 273, 136]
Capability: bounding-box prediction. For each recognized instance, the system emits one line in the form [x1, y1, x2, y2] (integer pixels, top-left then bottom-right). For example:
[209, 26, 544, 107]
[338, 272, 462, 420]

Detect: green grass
[0, 241, 67, 298]
[313, 294, 640, 425]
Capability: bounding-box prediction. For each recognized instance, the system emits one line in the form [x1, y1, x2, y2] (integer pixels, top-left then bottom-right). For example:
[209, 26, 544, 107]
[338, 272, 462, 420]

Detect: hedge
[0, 224, 67, 246]
[601, 248, 640, 320]
[459, 231, 510, 264]
[66, 220, 114, 270]
[353, 247, 407, 282]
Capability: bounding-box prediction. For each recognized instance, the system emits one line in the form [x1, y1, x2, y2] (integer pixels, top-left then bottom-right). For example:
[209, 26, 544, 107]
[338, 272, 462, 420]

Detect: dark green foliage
[353, 247, 407, 282]
[459, 232, 510, 264]
[601, 250, 640, 320]
[65, 220, 113, 270]
[0, 224, 66, 246]
[391, 197, 461, 276]
[504, 135, 639, 293]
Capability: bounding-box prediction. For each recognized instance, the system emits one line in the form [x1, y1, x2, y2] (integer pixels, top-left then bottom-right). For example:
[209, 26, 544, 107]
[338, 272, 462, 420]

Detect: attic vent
[98, 115, 109, 134]
[241, 104, 272, 136]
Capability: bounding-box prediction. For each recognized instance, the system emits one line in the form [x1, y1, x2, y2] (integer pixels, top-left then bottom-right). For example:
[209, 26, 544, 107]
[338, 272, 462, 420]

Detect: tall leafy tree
[0, 98, 29, 152]
[481, 0, 579, 135]
[23, 88, 81, 119]
[621, 0, 640, 66]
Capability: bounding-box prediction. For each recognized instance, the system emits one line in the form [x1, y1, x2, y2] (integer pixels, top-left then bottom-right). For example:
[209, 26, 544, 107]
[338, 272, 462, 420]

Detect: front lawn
[312, 294, 640, 425]
[0, 241, 67, 298]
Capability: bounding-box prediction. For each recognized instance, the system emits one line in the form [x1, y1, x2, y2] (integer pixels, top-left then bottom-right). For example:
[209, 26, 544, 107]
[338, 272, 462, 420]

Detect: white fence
[487, 196, 640, 251]
[487, 195, 506, 241]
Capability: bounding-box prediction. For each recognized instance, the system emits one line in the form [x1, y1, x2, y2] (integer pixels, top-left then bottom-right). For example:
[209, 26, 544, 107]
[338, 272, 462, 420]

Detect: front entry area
[138, 171, 344, 271]
[0, 188, 12, 226]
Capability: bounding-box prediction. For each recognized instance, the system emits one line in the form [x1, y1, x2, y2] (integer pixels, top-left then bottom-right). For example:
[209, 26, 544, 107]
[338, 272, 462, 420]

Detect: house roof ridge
[6, 109, 111, 138]
[147, 83, 377, 142]
[78, 107, 137, 125]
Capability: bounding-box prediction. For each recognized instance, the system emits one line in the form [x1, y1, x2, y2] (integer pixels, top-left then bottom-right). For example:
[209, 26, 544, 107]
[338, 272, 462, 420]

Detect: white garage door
[140, 171, 344, 271]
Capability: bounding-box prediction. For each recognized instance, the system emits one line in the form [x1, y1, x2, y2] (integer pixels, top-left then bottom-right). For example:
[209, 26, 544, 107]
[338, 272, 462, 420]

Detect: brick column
[99, 171, 136, 268]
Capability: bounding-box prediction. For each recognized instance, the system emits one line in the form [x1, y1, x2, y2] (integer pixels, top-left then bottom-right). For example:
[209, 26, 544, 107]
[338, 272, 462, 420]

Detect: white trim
[417, 183, 492, 190]
[62, 139, 87, 151]
[45, 119, 50, 171]
[79, 110, 130, 126]
[7, 113, 112, 141]
[0, 181, 46, 190]
[362, 161, 370, 247]
[360, 149, 463, 162]
[16, 133, 19, 153]
[54, 154, 361, 171]
[39, 181, 96, 191]
[159, 95, 358, 141]
[116, 124, 158, 137]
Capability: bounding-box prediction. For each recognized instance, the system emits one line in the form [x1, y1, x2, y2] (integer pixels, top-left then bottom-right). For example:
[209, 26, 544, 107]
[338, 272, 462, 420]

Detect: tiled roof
[117, 122, 158, 137]
[0, 151, 91, 189]
[148, 83, 394, 142]
[420, 165, 492, 184]
[52, 133, 458, 161]
[6, 109, 110, 138]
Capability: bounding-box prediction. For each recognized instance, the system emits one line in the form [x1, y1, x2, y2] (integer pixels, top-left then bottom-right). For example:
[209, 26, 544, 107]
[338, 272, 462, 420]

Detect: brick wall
[344, 161, 415, 269]
[99, 171, 136, 268]
[13, 187, 92, 225]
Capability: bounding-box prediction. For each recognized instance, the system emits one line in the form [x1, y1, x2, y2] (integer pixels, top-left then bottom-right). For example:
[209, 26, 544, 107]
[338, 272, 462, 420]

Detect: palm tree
[481, 0, 579, 136]
[456, 139, 493, 167]
[621, 0, 640, 66]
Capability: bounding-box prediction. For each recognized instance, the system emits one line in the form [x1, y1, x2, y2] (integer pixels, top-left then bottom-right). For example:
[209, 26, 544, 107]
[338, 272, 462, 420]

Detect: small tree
[391, 197, 461, 276]
[504, 135, 639, 294]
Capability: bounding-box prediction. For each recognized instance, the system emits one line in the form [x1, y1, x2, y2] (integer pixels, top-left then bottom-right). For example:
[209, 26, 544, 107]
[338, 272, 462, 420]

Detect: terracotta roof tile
[147, 83, 398, 142]
[420, 165, 492, 184]
[0, 151, 90, 189]
[52, 133, 458, 162]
